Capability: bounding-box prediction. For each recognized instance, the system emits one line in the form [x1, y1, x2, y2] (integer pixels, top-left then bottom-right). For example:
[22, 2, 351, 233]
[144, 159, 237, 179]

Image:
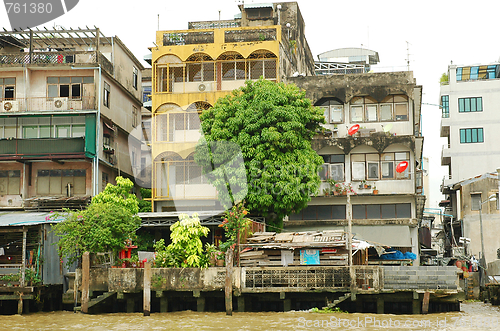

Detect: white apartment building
[440, 63, 500, 186]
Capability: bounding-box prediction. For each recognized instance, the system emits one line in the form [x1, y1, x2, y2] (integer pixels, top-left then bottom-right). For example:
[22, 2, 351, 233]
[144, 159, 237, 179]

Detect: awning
[352, 225, 412, 247]
[244, 3, 273, 9]
[0, 211, 64, 227]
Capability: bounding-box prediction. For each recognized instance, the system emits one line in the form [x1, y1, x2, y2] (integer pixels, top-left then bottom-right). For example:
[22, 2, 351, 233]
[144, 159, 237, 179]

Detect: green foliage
[218, 203, 252, 252]
[135, 229, 155, 251]
[311, 306, 348, 313]
[196, 78, 325, 229]
[52, 176, 141, 266]
[0, 273, 20, 282]
[138, 188, 152, 213]
[0, 270, 41, 286]
[92, 176, 139, 214]
[440, 72, 449, 84]
[153, 213, 210, 268]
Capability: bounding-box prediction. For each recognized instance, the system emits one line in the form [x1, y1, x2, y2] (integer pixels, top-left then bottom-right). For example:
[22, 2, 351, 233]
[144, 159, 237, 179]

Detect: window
[102, 172, 109, 191]
[471, 193, 481, 211]
[350, 95, 408, 122]
[319, 154, 345, 182]
[133, 67, 138, 90]
[458, 97, 482, 112]
[352, 203, 411, 219]
[351, 153, 379, 181]
[460, 128, 484, 143]
[103, 82, 110, 108]
[0, 170, 21, 195]
[20, 116, 84, 138]
[142, 86, 151, 103]
[457, 65, 498, 81]
[0, 78, 15, 100]
[317, 99, 343, 124]
[0, 118, 17, 138]
[37, 169, 86, 196]
[441, 95, 449, 118]
[171, 155, 208, 185]
[47, 77, 84, 99]
[289, 205, 346, 220]
[132, 106, 138, 128]
[351, 152, 410, 180]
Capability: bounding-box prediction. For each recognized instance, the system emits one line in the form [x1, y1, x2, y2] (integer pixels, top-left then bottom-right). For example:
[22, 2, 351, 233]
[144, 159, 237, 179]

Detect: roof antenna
[406, 41, 411, 71]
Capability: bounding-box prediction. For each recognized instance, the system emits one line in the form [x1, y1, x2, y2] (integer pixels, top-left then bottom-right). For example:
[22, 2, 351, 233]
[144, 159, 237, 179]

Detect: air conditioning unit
[54, 97, 68, 110]
[198, 83, 207, 92]
[1, 100, 18, 112]
[197, 82, 213, 92]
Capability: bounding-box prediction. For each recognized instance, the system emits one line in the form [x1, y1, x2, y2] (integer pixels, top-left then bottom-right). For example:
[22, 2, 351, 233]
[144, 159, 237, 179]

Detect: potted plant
[205, 243, 218, 266]
[372, 184, 378, 194]
[215, 251, 225, 267]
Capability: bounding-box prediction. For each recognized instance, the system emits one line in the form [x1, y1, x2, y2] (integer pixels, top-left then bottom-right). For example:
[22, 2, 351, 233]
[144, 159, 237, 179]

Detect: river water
[2, 302, 499, 330]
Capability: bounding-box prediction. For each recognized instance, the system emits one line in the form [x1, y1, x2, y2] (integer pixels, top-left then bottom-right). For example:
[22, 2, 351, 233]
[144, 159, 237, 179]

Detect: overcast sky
[2, 0, 500, 207]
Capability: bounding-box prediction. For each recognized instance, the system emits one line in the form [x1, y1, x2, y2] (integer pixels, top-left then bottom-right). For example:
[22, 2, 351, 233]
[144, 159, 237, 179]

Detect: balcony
[0, 51, 113, 75]
[0, 96, 96, 113]
[161, 27, 278, 46]
[441, 144, 451, 166]
[0, 137, 87, 161]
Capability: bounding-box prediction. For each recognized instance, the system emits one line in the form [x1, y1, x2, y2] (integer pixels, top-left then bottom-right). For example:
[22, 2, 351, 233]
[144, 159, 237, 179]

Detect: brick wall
[383, 266, 459, 290]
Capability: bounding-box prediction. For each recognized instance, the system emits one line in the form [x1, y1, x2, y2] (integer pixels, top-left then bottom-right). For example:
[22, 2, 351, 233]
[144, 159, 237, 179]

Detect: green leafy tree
[153, 213, 210, 268]
[52, 176, 141, 265]
[195, 78, 324, 229]
[137, 188, 152, 213]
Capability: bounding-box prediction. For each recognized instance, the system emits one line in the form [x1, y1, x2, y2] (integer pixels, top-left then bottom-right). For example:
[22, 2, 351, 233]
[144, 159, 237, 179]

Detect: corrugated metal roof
[0, 211, 64, 227]
[244, 3, 274, 9]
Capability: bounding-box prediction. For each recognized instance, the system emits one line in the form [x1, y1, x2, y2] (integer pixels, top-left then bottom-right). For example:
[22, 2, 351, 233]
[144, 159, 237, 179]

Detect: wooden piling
[17, 293, 23, 315]
[422, 291, 430, 314]
[143, 262, 151, 316]
[225, 247, 234, 316]
[81, 252, 90, 313]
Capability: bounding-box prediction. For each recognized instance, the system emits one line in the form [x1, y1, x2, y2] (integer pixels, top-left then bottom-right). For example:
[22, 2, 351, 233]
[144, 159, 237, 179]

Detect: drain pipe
[71, 65, 102, 196]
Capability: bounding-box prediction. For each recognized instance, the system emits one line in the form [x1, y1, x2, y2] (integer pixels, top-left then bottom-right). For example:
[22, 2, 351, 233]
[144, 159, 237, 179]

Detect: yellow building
[150, 2, 314, 212]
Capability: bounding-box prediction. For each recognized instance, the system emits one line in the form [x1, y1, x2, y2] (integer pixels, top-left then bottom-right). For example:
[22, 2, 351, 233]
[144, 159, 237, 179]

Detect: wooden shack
[239, 231, 370, 267]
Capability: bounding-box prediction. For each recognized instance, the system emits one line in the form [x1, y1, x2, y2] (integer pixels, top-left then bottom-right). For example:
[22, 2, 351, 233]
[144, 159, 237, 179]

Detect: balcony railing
[0, 137, 86, 160]
[0, 96, 96, 113]
[0, 51, 113, 75]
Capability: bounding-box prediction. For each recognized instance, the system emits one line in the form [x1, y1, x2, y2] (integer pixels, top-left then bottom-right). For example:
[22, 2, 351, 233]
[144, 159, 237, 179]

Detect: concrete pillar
[376, 297, 384, 314]
[237, 296, 245, 312]
[143, 262, 151, 316]
[81, 252, 90, 313]
[197, 297, 205, 312]
[283, 299, 291, 312]
[160, 297, 168, 313]
[127, 298, 135, 313]
[356, 298, 363, 313]
[412, 292, 421, 314]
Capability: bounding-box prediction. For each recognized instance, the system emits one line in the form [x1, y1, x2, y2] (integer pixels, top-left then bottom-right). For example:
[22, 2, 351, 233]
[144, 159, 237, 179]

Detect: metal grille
[244, 267, 351, 289]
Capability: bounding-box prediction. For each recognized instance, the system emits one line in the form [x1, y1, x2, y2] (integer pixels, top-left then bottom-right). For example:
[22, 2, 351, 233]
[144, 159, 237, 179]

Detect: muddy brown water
[1, 302, 499, 330]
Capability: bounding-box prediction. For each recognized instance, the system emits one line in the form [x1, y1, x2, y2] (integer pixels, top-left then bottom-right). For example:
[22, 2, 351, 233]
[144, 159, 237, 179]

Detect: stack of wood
[239, 230, 352, 267]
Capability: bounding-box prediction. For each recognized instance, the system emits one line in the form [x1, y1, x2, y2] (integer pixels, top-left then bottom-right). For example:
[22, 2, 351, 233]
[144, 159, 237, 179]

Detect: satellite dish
[383, 123, 393, 132]
[396, 161, 408, 173]
[348, 124, 360, 136]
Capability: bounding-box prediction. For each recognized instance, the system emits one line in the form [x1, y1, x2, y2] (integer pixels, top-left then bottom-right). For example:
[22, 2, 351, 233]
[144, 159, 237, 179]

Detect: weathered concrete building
[0, 28, 144, 209]
[440, 172, 500, 264]
[287, 70, 424, 263]
[149, 2, 314, 213]
[440, 62, 500, 186]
